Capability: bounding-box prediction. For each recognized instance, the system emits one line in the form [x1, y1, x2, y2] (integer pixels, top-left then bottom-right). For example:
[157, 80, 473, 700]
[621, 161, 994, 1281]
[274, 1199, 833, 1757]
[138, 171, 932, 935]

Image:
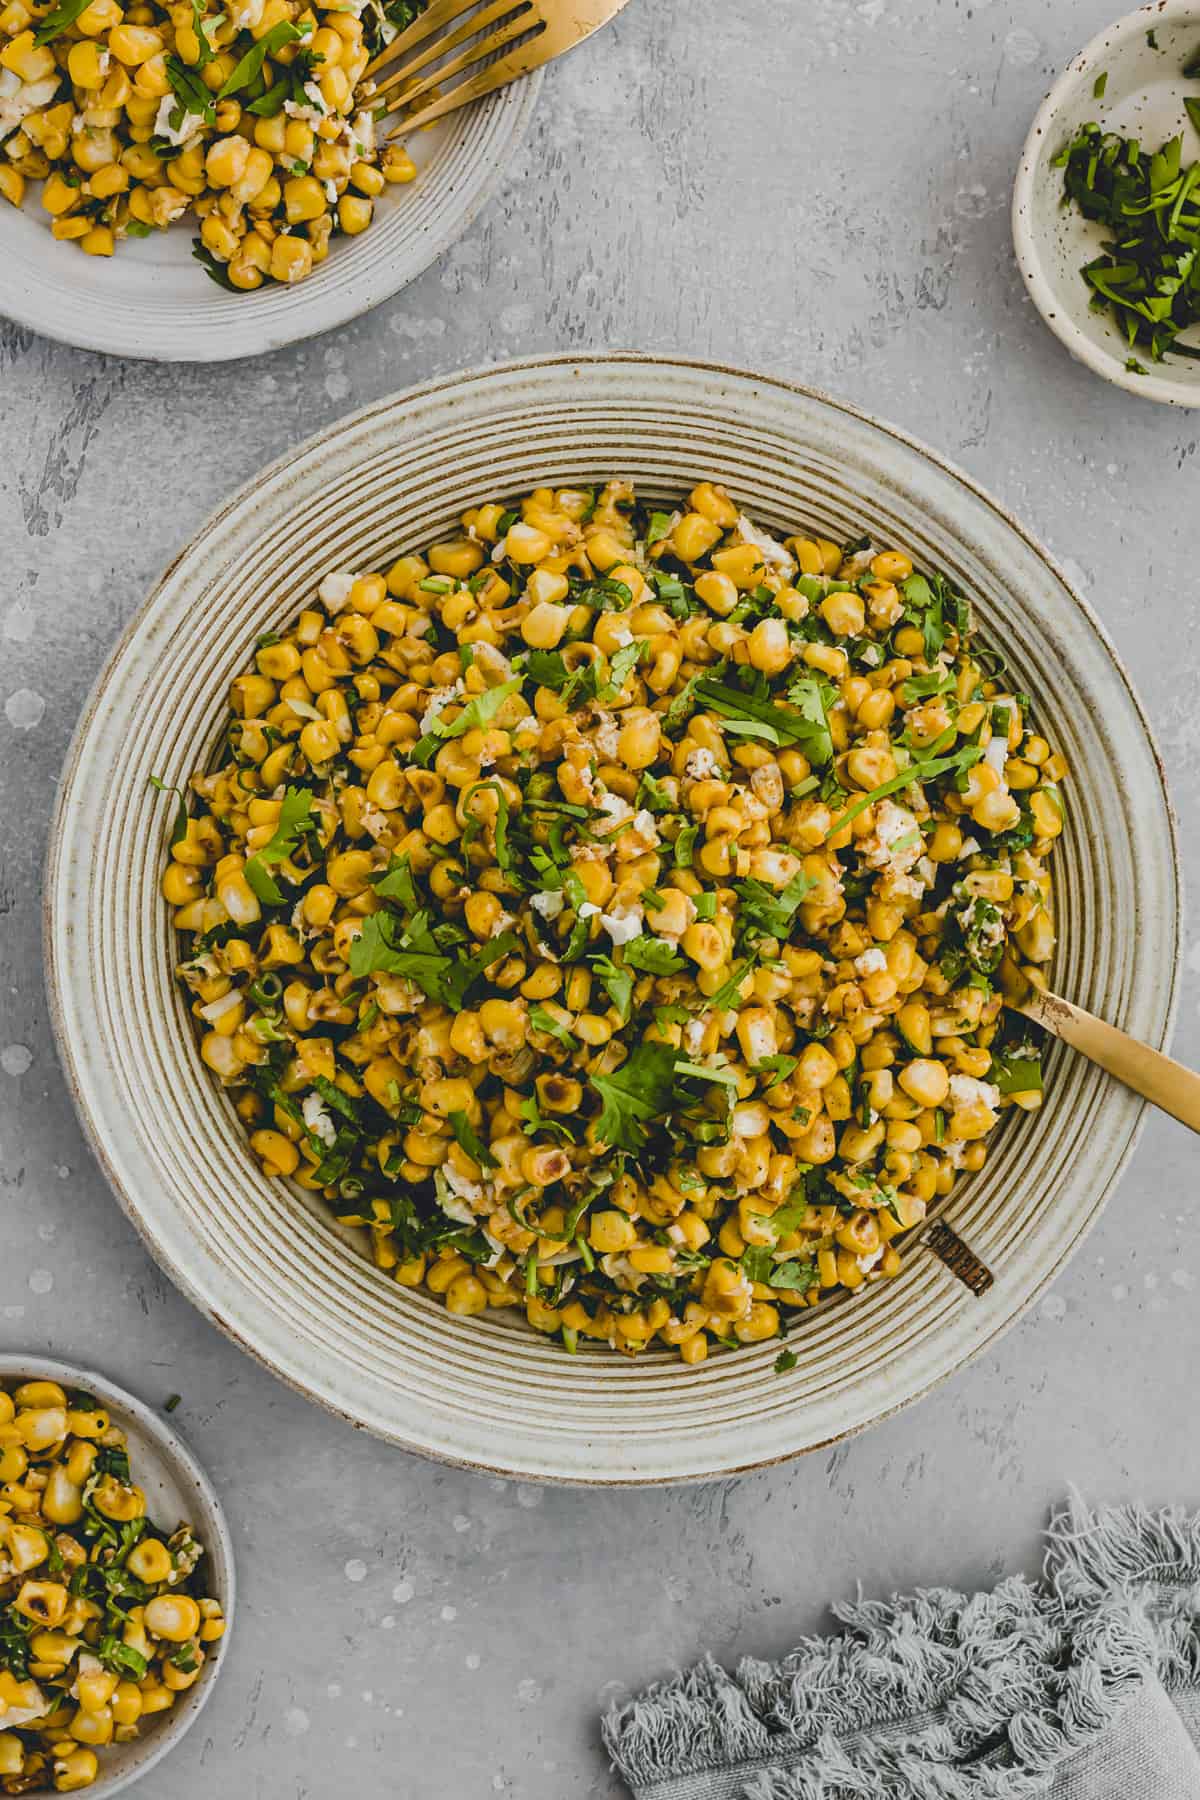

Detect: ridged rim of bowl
[0, 1356, 235, 1795]
[0, 70, 541, 362]
[1012, 0, 1200, 407]
[43, 353, 1180, 1484]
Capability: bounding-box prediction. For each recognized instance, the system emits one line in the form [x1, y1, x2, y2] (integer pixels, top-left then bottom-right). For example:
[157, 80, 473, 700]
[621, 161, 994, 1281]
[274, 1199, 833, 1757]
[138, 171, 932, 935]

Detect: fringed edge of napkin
[603, 1556, 1159, 1800]
[1046, 1491, 1200, 1690]
[602, 1581, 1054, 1799]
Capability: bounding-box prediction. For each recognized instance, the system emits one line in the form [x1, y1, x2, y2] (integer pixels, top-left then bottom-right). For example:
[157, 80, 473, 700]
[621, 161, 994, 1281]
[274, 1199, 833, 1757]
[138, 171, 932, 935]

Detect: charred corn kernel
[41, 171, 80, 217]
[444, 1274, 488, 1316]
[68, 1704, 113, 1746]
[90, 1476, 145, 1522]
[54, 1748, 99, 1791]
[381, 142, 416, 181]
[350, 158, 384, 196]
[67, 39, 109, 84]
[1, 28, 52, 76]
[283, 173, 324, 222]
[14, 1381, 64, 1408]
[269, 232, 312, 283]
[108, 21, 162, 60]
[588, 1211, 636, 1253]
[41, 1466, 83, 1526]
[0, 1442, 25, 1481]
[143, 1595, 200, 1642]
[338, 192, 371, 234]
[110, 1681, 143, 1725]
[227, 255, 264, 290]
[77, 0, 122, 24]
[6, 1523, 49, 1571]
[126, 1537, 174, 1584]
[205, 133, 249, 186]
[76, 1666, 118, 1711]
[14, 1580, 69, 1626]
[17, 1407, 67, 1451]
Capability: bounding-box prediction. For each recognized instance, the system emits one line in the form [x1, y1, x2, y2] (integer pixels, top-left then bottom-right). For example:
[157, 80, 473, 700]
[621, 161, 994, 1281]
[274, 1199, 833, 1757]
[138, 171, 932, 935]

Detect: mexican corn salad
[0, 1379, 225, 1793]
[0, 0, 422, 285]
[158, 479, 1067, 1364]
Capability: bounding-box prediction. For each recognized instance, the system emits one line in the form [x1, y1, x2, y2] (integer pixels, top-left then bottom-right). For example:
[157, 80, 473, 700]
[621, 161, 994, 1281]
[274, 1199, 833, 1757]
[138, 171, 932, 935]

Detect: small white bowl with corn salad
[0, 1358, 233, 1795]
[0, 0, 540, 358]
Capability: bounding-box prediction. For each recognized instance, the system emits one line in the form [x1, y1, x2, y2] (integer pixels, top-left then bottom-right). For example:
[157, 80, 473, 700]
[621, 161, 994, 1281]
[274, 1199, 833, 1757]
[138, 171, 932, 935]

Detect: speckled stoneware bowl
[44, 354, 1179, 1484]
[1013, 0, 1200, 405]
[0, 1357, 234, 1794]
[0, 71, 539, 362]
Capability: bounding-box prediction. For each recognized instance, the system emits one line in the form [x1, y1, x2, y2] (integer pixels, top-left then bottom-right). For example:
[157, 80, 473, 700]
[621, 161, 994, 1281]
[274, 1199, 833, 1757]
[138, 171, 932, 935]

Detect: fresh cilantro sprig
[349, 910, 521, 1008]
[33, 0, 90, 42]
[217, 18, 305, 99]
[448, 1110, 498, 1169]
[732, 868, 814, 945]
[823, 734, 983, 844]
[410, 678, 521, 766]
[148, 774, 189, 847]
[165, 53, 217, 127]
[694, 677, 833, 764]
[243, 787, 315, 904]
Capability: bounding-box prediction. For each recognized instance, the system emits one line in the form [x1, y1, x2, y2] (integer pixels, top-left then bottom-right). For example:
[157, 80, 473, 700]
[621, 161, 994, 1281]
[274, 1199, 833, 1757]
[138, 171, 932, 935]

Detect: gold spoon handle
[1021, 988, 1200, 1135]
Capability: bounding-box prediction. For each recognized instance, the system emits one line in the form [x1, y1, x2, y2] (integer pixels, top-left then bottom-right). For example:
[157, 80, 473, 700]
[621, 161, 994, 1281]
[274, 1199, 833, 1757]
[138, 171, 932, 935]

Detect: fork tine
[372, 5, 544, 112]
[369, 0, 535, 107]
[364, 0, 480, 80]
[381, 30, 547, 136]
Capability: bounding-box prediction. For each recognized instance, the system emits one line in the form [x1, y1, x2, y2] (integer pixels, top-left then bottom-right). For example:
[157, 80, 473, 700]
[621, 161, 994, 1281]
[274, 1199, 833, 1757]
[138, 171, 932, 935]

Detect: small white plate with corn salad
[0, 0, 540, 361]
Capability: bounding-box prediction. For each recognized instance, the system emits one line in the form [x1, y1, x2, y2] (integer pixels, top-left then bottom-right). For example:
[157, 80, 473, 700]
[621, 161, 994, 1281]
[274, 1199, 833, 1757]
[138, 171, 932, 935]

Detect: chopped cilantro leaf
[243, 787, 314, 904]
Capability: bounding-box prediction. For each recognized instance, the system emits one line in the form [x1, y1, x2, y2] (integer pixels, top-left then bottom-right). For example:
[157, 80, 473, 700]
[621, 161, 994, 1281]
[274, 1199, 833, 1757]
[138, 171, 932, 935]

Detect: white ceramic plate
[0, 1356, 234, 1795]
[1013, 0, 1200, 405]
[0, 72, 539, 362]
[44, 354, 1179, 1484]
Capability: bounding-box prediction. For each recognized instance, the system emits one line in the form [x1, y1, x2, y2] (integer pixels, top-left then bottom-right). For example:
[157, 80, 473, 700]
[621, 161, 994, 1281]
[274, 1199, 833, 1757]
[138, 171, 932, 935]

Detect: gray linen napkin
[602, 1496, 1200, 1800]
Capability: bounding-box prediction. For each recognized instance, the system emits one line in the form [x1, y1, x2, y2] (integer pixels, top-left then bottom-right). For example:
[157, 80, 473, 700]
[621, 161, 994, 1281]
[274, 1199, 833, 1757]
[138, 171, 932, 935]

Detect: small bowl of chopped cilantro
[1014, 0, 1200, 404]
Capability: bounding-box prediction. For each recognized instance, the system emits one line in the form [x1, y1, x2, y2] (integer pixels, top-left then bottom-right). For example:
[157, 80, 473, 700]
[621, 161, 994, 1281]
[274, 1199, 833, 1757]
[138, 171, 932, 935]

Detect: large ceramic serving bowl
[0, 72, 540, 361]
[44, 354, 1179, 1483]
[0, 1357, 234, 1795]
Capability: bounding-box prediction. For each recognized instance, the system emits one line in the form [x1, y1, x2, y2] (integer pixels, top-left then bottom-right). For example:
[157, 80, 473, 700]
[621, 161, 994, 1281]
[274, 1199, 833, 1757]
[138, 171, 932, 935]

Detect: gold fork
[362, 0, 632, 137]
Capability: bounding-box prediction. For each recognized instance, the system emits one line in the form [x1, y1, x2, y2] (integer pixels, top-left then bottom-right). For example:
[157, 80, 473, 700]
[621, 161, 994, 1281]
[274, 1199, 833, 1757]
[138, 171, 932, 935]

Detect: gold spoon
[1015, 984, 1200, 1134]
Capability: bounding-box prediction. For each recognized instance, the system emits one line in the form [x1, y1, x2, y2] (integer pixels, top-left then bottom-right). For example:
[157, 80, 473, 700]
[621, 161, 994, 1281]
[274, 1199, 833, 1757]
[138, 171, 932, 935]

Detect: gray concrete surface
[2, 0, 1198, 1793]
